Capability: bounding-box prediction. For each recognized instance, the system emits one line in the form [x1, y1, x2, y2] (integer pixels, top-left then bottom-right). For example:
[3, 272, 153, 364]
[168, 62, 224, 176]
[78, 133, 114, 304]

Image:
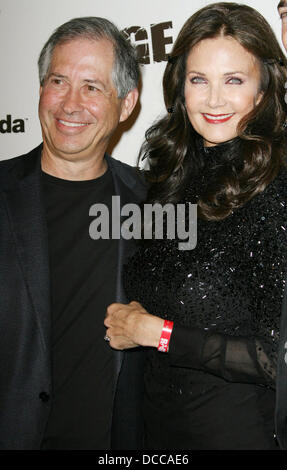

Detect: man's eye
[87, 85, 98, 92]
[51, 78, 62, 85]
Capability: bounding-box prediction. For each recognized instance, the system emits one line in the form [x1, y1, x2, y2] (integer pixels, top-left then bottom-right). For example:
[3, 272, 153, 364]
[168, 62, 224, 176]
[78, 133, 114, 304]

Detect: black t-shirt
[41, 168, 118, 450]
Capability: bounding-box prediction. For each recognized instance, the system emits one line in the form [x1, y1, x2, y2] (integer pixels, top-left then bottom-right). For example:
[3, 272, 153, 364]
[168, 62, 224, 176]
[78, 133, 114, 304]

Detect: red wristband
[157, 320, 174, 352]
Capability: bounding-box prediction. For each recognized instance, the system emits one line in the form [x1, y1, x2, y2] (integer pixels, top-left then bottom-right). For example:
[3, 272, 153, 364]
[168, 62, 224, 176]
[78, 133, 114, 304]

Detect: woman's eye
[190, 76, 206, 84]
[227, 77, 243, 85]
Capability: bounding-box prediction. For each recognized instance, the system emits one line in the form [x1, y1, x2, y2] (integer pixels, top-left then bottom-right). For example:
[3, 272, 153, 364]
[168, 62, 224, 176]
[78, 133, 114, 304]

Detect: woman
[105, 3, 287, 449]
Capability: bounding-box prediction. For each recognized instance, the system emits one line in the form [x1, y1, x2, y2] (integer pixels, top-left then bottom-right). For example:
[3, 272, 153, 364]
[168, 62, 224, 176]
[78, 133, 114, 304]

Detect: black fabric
[276, 281, 287, 448]
[0, 146, 52, 449]
[143, 369, 277, 450]
[124, 139, 287, 449]
[41, 169, 117, 449]
[111, 348, 145, 449]
[168, 325, 276, 385]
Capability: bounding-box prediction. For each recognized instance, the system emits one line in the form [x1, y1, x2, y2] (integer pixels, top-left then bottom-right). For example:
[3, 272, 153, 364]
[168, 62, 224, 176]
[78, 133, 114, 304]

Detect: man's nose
[61, 87, 83, 114]
[206, 83, 226, 108]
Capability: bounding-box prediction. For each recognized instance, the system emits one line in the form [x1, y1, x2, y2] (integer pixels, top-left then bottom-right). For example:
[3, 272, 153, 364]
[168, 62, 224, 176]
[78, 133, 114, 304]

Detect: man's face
[278, 1, 287, 51]
[39, 38, 134, 164]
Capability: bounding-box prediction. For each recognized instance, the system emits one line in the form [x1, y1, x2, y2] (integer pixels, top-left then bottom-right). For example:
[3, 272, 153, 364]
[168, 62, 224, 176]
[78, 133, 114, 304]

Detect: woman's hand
[104, 301, 164, 350]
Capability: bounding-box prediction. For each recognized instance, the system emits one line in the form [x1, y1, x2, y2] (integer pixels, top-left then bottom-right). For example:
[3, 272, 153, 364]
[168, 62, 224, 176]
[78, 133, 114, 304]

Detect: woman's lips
[202, 113, 235, 124]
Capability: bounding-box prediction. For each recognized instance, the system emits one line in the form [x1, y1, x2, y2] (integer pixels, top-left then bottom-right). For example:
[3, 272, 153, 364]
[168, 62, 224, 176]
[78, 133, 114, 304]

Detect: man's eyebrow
[48, 72, 67, 79]
[278, 1, 287, 10]
[84, 78, 104, 85]
[47, 75, 107, 89]
[83, 78, 108, 91]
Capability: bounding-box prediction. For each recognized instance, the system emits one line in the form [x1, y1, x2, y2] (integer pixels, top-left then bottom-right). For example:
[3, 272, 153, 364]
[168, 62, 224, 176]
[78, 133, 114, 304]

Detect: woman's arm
[168, 323, 276, 388]
[104, 301, 277, 388]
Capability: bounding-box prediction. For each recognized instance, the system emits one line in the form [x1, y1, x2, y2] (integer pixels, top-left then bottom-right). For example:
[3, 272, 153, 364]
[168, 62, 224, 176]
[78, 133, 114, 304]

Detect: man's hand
[104, 301, 164, 350]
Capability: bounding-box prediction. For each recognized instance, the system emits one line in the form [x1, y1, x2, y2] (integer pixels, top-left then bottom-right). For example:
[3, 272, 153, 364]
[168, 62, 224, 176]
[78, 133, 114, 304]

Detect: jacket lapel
[106, 155, 146, 375]
[107, 155, 146, 303]
[2, 145, 51, 351]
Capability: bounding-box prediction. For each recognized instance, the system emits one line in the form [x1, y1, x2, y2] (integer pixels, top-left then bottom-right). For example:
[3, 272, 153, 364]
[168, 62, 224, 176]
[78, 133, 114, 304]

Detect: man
[0, 17, 145, 449]
[276, 1, 287, 450]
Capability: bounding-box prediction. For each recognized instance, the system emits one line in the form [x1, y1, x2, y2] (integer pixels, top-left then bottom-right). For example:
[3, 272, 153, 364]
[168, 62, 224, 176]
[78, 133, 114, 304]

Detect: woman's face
[184, 36, 262, 147]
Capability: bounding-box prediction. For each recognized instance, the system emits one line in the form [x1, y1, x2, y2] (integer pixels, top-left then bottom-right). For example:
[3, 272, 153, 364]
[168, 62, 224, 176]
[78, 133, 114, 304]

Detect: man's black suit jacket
[0, 144, 146, 450]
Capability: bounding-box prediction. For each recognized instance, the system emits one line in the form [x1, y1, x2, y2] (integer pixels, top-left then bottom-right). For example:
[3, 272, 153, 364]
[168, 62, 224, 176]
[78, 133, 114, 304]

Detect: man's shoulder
[106, 154, 146, 189]
[0, 144, 42, 186]
[0, 145, 41, 167]
[106, 154, 138, 174]
[0, 152, 25, 171]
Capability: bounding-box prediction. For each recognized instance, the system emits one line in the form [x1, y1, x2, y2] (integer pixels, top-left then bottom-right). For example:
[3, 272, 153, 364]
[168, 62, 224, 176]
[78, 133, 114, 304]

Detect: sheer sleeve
[168, 324, 276, 389]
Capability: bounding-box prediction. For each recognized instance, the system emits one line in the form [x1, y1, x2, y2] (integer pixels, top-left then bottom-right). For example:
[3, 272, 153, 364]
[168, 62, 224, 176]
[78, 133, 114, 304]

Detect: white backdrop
[0, 0, 283, 165]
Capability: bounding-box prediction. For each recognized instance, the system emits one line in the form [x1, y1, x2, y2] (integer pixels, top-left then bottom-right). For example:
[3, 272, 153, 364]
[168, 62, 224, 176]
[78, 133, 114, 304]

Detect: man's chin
[45, 141, 93, 160]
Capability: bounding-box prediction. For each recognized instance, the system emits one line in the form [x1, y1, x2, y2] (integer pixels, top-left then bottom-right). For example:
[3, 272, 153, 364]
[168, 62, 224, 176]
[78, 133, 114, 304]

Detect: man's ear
[119, 88, 139, 123]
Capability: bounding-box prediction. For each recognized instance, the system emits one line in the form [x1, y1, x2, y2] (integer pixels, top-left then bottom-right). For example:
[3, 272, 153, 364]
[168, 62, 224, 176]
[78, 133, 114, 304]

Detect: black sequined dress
[124, 140, 287, 450]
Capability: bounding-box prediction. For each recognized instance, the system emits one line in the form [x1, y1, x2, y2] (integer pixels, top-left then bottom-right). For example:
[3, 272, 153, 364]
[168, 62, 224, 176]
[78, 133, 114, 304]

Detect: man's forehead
[52, 36, 114, 56]
[49, 37, 115, 66]
[278, 1, 287, 9]
[54, 36, 114, 51]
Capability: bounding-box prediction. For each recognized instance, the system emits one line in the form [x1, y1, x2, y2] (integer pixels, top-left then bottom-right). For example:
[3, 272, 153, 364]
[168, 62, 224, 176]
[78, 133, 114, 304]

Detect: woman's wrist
[138, 314, 165, 348]
[157, 320, 174, 352]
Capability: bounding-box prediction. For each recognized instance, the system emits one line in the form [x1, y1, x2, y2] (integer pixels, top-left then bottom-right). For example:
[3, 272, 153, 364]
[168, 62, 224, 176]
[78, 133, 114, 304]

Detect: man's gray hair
[38, 17, 139, 98]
